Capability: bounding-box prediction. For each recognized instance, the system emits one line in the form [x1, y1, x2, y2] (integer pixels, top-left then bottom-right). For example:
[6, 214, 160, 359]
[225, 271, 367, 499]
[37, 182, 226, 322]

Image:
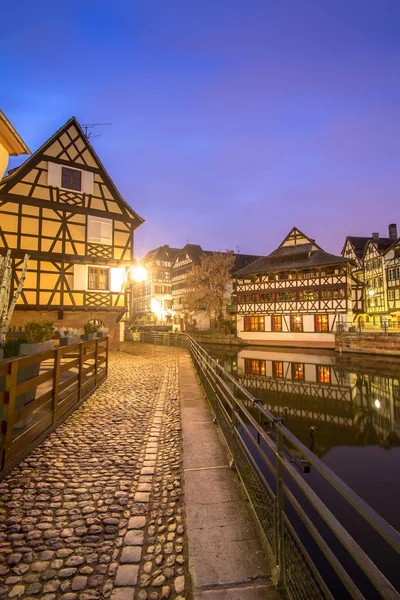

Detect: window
[388, 290, 395, 301]
[244, 316, 265, 331]
[317, 365, 331, 384]
[245, 359, 266, 376]
[87, 215, 113, 245]
[272, 361, 284, 378]
[292, 363, 305, 380]
[320, 289, 345, 300]
[272, 315, 282, 331]
[315, 314, 329, 332]
[88, 267, 109, 291]
[276, 291, 295, 302]
[290, 315, 303, 332]
[298, 290, 318, 301]
[62, 167, 82, 191]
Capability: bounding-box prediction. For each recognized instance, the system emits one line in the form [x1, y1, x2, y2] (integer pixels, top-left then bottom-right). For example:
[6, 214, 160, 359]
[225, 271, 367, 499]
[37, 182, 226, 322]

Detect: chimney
[372, 232, 379, 242]
[164, 244, 169, 248]
[389, 223, 398, 241]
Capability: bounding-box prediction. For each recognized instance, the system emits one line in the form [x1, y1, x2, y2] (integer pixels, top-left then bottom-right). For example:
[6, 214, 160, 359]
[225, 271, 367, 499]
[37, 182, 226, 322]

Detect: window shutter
[47, 162, 61, 187]
[73, 265, 88, 290]
[100, 220, 112, 243]
[88, 218, 102, 241]
[82, 171, 94, 194]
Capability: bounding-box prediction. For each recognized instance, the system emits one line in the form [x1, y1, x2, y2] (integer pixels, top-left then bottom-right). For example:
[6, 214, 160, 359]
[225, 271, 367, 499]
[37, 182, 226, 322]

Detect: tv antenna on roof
[81, 122, 111, 139]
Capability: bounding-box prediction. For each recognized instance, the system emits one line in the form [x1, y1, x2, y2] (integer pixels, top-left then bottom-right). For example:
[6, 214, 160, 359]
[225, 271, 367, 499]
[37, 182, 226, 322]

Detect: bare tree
[183, 251, 235, 329]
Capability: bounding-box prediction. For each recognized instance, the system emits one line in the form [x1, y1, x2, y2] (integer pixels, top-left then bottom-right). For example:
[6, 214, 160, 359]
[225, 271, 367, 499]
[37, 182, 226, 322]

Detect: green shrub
[3, 337, 28, 358]
[84, 321, 100, 335]
[25, 320, 54, 344]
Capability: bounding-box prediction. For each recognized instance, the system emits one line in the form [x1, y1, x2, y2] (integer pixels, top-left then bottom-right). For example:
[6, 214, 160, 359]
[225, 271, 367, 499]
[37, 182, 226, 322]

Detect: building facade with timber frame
[235, 227, 362, 347]
[0, 117, 143, 347]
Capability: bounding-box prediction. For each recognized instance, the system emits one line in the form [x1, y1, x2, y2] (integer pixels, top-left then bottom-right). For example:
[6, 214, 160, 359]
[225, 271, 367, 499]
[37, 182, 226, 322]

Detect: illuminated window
[292, 363, 305, 380]
[244, 316, 265, 331]
[62, 167, 82, 191]
[315, 314, 329, 332]
[272, 361, 284, 378]
[88, 267, 109, 291]
[298, 290, 319, 301]
[290, 315, 303, 332]
[272, 315, 282, 331]
[244, 359, 266, 376]
[317, 365, 331, 384]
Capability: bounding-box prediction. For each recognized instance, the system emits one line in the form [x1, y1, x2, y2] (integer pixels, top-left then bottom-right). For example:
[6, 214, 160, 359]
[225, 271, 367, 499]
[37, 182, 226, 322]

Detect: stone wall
[335, 332, 400, 356]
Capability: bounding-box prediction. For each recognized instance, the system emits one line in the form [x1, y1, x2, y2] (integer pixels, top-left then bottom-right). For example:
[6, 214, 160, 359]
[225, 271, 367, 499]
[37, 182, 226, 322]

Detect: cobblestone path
[0, 345, 188, 600]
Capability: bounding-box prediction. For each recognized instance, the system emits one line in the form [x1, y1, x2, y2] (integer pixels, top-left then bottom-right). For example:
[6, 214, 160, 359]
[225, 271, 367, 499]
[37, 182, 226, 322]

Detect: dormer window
[62, 167, 82, 191]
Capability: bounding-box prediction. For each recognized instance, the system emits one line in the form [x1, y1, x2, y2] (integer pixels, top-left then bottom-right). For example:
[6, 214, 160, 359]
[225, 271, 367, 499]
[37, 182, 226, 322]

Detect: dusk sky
[2, 0, 400, 259]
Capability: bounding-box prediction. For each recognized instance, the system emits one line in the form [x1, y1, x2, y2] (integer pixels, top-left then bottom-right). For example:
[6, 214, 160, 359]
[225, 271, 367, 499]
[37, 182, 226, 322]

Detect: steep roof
[233, 253, 262, 271]
[0, 110, 30, 156]
[235, 227, 351, 277]
[345, 236, 393, 259]
[143, 245, 181, 263]
[1, 116, 143, 226]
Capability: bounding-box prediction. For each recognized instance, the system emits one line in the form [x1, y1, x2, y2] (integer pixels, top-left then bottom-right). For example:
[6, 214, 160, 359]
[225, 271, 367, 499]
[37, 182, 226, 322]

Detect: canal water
[201, 343, 400, 534]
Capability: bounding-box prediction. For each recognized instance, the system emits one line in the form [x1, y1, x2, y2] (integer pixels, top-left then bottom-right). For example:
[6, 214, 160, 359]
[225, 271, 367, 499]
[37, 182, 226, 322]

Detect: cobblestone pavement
[0, 344, 188, 600]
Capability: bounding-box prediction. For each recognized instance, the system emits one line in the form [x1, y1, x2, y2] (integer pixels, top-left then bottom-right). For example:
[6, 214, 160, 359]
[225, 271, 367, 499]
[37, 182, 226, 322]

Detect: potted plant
[82, 321, 100, 341]
[59, 327, 81, 346]
[96, 326, 109, 338]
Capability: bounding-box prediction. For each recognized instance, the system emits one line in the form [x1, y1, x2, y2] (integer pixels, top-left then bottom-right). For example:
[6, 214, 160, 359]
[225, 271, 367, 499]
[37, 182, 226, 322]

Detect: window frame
[272, 361, 284, 378]
[61, 166, 82, 191]
[244, 316, 265, 332]
[290, 315, 303, 332]
[244, 358, 266, 376]
[315, 314, 329, 332]
[87, 215, 113, 246]
[317, 365, 331, 385]
[272, 315, 282, 331]
[88, 267, 110, 291]
[292, 362, 305, 381]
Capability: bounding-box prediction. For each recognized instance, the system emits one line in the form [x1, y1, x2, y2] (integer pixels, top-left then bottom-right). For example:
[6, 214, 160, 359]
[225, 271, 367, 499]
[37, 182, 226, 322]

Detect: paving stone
[124, 530, 144, 546]
[120, 546, 142, 564]
[115, 565, 139, 586]
[127, 516, 146, 529]
[110, 589, 135, 600]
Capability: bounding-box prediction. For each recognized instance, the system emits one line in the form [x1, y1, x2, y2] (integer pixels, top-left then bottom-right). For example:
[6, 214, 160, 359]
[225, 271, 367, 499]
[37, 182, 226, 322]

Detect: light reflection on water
[202, 343, 400, 532]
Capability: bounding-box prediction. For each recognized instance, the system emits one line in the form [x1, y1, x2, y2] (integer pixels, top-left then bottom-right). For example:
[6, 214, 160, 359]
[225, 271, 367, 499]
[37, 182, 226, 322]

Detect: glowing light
[374, 399, 381, 409]
[129, 265, 147, 283]
[368, 289, 375, 297]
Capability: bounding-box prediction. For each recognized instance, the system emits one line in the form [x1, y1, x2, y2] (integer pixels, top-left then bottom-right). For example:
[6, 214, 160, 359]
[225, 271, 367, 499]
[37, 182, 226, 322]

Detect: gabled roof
[0, 110, 30, 156]
[362, 237, 393, 261]
[233, 253, 263, 271]
[144, 245, 181, 263]
[383, 237, 400, 256]
[235, 227, 351, 277]
[1, 116, 143, 226]
[344, 236, 393, 260]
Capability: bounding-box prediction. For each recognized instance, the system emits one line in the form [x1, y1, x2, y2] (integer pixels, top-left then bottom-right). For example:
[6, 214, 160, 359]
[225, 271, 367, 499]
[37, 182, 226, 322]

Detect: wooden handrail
[0, 337, 109, 477]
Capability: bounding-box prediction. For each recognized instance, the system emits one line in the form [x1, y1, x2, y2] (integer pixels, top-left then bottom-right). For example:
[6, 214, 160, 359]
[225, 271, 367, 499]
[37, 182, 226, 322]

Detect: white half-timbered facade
[235, 227, 360, 346]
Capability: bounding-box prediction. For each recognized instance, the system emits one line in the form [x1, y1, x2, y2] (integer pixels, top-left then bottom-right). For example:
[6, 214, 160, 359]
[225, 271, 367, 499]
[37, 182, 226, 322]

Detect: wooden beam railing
[0, 337, 109, 479]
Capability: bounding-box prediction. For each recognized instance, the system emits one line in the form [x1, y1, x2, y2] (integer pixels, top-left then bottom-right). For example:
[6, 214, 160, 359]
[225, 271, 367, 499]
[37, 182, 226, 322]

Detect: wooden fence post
[52, 348, 60, 425]
[3, 360, 19, 467]
[78, 343, 83, 401]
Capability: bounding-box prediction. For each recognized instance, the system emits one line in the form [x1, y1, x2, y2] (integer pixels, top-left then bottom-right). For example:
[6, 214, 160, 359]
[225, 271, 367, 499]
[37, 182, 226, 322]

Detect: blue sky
[2, 0, 400, 258]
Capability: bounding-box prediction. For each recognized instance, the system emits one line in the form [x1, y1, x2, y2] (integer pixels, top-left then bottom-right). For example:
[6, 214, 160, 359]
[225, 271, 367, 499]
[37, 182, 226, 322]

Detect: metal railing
[0, 337, 108, 478]
[135, 331, 400, 600]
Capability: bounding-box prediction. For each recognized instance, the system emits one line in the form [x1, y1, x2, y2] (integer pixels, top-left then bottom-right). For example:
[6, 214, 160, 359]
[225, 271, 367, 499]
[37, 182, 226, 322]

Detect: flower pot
[82, 333, 97, 341]
[60, 336, 81, 346]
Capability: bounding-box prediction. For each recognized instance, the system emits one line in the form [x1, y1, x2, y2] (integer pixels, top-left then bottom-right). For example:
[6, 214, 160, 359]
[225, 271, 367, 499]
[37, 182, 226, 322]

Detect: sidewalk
[179, 350, 281, 600]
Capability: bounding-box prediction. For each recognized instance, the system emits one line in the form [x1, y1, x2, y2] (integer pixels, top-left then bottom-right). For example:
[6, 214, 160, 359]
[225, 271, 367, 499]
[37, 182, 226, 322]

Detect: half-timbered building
[385, 234, 400, 326]
[131, 245, 180, 325]
[235, 227, 361, 347]
[342, 224, 398, 328]
[0, 117, 143, 346]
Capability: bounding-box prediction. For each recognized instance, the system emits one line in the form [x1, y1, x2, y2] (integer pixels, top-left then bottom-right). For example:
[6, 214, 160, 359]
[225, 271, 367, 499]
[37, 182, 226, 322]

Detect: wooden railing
[0, 337, 108, 478]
